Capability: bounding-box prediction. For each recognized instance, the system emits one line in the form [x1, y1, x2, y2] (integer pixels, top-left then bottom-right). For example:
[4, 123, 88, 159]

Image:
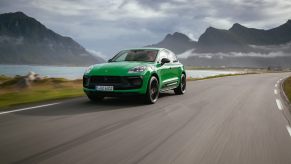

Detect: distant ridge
[146, 32, 197, 54]
[147, 20, 291, 68]
[197, 20, 291, 52]
[147, 20, 291, 54]
[0, 11, 104, 66]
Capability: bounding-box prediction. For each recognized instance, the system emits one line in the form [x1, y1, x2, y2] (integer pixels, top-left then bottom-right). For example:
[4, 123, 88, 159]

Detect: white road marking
[0, 103, 60, 115]
[275, 84, 278, 87]
[286, 125, 291, 137]
[274, 89, 278, 95]
[276, 99, 283, 111]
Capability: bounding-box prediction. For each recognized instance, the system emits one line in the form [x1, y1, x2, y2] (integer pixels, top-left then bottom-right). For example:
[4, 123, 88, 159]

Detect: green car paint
[83, 48, 186, 103]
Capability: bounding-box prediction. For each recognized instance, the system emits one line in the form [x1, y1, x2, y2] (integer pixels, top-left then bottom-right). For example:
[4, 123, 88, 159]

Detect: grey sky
[1, 0, 291, 58]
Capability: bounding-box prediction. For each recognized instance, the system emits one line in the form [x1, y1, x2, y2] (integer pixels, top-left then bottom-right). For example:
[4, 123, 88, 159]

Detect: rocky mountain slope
[197, 20, 291, 53]
[147, 20, 291, 68]
[146, 32, 197, 54]
[0, 12, 104, 66]
[148, 20, 291, 54]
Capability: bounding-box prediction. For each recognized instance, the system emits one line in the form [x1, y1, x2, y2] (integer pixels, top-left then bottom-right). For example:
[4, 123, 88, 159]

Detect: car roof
[121, 47, 166, 51]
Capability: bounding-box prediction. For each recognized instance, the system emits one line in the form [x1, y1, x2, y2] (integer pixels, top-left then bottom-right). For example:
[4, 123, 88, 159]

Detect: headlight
[85, 65, 94, 74]
[128, 66, 147, 73]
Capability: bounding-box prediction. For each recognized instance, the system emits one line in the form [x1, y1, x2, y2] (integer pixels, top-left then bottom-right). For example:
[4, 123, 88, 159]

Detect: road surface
[1, 73, 291, 164]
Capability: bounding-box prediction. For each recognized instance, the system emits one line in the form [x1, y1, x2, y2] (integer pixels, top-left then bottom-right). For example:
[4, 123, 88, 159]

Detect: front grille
[83, 76, 143, 90]
[90, 76, 122, 84]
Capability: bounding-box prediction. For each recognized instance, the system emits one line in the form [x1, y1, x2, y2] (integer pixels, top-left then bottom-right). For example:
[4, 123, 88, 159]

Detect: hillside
[146, 20, 291, 68]
[148, 20, 291, 54]
[0, 12, 104, 66]
[146, 32, 197, 54]
[196, 20, 291, 52]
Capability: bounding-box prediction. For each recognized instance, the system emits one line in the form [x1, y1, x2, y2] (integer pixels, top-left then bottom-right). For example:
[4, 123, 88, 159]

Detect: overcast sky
[1, 0, 291, 58]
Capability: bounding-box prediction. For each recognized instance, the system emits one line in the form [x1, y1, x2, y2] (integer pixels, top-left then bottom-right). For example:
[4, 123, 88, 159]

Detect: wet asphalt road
[0, 73, 291, 164]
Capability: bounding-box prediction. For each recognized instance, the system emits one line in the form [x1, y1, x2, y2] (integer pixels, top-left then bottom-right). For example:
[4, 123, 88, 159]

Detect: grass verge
[0, 75, 13, 83]
[283, 76, 291, 103]
[0, 78, 84, 109]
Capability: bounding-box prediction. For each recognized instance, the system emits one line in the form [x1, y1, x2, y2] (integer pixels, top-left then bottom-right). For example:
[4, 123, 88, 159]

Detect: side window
[169, 52, 178, 62]
[158, 50, 169, 63]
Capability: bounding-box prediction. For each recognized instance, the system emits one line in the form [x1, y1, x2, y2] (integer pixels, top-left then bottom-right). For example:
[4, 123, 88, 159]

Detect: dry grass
[0, 77, 84, 109]
[283, 76, 291, 102]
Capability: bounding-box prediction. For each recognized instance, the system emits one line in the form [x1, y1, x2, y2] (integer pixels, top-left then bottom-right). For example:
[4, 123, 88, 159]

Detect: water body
[0, 65, 239, 79]
[0, 65, 87, 79]
[186, 70, 240, 78]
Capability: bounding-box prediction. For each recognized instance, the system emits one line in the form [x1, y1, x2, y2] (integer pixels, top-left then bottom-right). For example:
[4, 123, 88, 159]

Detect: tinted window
[158, 50, 169, 63]
[111, 50, 158, 62]
[168, 52, 178, 62]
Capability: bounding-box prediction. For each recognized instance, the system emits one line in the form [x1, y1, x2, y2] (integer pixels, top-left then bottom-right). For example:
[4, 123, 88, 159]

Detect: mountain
[229, 21, 291, 45]
[146, 20, 291, 68]
[146, 32, 197, 54]
[196, 20, 291, 52]
[196, 26, 250, 53]
[147, 20, 291, 54]
[0, 12, 104, 66]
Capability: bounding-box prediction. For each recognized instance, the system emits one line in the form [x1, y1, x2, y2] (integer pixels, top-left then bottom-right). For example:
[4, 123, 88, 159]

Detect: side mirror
[108, 59, 112, 62]
[161, 58, 170, 65]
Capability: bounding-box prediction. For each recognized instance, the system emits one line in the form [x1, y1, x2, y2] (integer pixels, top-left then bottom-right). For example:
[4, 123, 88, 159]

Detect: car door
[157, 50, 171, 89]
[166, 50, 180, 87]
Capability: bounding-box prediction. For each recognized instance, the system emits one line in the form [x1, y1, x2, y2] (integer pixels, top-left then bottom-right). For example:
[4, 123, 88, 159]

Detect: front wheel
[174, 74, 186, 95]
[145, 76, 159, 104]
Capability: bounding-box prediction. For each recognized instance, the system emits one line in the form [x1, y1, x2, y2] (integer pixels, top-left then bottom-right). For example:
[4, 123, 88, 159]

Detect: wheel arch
[150, 72, 159, 83]
[182, 71, 186, 76]
[181, 70, 186, 82]
[148, 72, 160, 89]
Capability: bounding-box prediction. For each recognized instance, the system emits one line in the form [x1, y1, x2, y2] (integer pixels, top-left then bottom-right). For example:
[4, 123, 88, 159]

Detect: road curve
[1, 73, 291, 164]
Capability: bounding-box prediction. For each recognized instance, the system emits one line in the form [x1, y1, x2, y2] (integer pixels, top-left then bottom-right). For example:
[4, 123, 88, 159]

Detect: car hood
[88, 61, 153, 76]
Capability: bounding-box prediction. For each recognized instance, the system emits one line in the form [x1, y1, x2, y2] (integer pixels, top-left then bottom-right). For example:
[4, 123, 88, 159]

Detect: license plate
[96, 86, 114, 91]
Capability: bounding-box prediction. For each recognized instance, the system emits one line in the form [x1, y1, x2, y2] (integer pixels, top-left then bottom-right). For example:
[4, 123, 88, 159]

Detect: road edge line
[0, 103, 60, 115]
[286, 125, 291, 137]
[276, 99, 283, 111]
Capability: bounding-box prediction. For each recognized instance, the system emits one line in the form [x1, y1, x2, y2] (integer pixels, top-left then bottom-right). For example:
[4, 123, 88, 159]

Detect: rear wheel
[87, 94, 104, 102]
[174, 73, 186, 95]
[145, 76, 159, 104]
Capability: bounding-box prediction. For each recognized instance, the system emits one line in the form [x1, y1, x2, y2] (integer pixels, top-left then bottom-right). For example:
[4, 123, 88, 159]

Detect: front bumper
[84, 90, 144, 97]
[83, 75, 149, 96]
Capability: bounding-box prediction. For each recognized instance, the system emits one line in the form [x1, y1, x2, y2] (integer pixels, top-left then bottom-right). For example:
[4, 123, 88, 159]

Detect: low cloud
[178, 51, 290, 59]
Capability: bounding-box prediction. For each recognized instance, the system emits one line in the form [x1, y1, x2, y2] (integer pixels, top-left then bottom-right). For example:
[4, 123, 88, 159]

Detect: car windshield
[111, 50, 158, 62]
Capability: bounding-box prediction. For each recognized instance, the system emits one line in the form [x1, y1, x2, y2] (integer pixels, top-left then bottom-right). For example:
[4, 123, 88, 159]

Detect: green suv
[83, 48, 186, 104]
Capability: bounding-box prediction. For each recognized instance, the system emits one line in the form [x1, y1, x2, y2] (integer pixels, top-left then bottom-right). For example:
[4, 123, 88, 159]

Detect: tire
[174, 73, 186, 95]
[87, 94, 104, 102]
[145, 76, 159, 104]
